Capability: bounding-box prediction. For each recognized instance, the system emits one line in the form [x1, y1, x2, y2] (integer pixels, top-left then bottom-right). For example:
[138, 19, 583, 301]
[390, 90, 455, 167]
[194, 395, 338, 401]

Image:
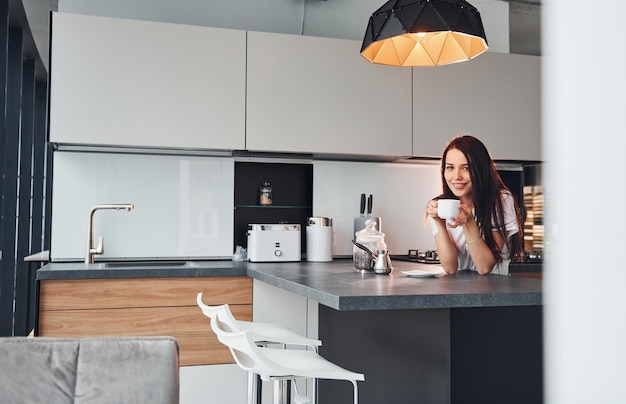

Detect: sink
[102, 261, 197, 269]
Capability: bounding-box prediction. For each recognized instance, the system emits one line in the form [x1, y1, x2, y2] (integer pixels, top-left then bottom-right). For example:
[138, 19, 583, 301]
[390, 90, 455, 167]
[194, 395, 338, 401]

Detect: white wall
[313, 161, 441, 256]
[544, 1, 626, 403]
[50, 152, 235, 260]
[50, 154, 443, 260]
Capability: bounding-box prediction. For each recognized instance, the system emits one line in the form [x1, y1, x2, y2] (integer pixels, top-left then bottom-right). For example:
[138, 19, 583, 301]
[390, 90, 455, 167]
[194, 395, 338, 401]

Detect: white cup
[437, 199, 460, 219]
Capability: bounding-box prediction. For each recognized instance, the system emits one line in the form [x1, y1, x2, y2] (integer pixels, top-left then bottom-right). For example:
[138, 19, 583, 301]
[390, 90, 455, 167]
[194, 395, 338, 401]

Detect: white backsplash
[50, 153, 442, 261]
[312, 161, 441, 256]
[50, 152, 235, 261]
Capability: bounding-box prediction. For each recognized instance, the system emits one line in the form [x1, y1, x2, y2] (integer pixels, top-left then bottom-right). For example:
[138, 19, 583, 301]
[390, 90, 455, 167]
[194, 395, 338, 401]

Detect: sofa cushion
[74, 337, 179, 404]
[0, 337, 179, 404]
[0, 338, 79, 403]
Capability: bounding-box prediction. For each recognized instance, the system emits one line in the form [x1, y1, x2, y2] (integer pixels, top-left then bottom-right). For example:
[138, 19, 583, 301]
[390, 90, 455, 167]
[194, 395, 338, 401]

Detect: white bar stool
[197, 293, 322, 403]
[208, 303, 365, 404]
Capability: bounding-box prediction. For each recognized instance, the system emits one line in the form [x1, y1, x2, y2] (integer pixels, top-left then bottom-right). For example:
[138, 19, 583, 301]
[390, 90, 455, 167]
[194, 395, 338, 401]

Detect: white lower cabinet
[246, 31, 413, 158]
[180, 364, 247, 404]
[253, 280, 319, 403]
[412, 51, 541, 161]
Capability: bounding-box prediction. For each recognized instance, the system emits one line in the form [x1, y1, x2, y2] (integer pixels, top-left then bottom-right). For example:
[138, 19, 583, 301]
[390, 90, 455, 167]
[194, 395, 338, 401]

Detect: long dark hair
[439, 135, 523, 263]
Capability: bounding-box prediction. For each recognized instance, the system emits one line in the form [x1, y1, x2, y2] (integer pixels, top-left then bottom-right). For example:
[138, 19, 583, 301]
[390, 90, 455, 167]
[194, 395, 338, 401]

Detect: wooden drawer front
[39, 277, 252, 310]
[38, 276, 252, 366]
[38, 304, 252, 366]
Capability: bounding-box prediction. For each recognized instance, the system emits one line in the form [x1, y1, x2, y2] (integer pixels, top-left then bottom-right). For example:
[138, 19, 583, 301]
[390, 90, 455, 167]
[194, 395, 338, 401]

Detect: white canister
[306, 217, 333, 262]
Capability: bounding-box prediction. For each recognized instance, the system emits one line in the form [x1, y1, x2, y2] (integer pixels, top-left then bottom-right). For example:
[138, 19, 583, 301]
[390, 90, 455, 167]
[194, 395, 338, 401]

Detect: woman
[425, 135, 523, 275]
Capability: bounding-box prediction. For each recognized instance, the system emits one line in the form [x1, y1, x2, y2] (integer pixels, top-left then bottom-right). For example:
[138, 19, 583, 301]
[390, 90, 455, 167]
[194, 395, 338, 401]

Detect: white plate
[401, 267, 445, 278]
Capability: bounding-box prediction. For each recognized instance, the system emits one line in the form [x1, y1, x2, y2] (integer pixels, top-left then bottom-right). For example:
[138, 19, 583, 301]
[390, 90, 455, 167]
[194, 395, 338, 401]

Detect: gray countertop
[37, 259, 542, 311]
[37, 260, 248, 279]
[247, 260, 542, 310]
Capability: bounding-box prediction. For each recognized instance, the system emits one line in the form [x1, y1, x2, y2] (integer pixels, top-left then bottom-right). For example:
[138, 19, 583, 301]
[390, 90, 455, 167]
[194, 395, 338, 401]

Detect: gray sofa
[0, 336, 179, 404]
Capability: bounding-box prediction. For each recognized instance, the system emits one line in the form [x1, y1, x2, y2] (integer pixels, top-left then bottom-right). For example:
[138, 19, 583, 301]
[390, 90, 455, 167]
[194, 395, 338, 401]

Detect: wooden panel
[38, 276, 252, 366]
[39, 302, 251, 366]
[39, 277, 252, 310]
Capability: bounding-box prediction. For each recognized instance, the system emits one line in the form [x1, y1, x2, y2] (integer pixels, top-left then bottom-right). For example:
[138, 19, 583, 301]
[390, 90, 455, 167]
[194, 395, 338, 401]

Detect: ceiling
[508, 0, 541, 56]
[20, 0, 540, 74]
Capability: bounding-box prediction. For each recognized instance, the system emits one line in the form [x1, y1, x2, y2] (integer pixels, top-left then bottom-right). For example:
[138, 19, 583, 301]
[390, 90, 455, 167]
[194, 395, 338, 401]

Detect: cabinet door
[38, 277, 253, 366]
[246, 31, 413, 157]
[412, 52, 541, 161]
[49, 13, 246, 150]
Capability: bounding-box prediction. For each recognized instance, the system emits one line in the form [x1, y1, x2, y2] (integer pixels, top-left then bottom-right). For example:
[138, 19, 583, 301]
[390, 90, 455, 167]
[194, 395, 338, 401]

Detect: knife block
[353, 216, 381, 239]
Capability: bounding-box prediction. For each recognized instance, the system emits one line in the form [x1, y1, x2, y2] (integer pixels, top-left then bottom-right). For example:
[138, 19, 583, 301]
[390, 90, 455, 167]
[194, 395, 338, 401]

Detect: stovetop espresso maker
[352, 219, 392, 274]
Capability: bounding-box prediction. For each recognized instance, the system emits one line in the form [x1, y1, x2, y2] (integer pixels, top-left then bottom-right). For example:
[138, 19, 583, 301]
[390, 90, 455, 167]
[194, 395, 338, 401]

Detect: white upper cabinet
[48, 14, 540, 160]
[49, 13, 246, 150]
[246, 31, 413, 157]
[412, 52, 541, 161]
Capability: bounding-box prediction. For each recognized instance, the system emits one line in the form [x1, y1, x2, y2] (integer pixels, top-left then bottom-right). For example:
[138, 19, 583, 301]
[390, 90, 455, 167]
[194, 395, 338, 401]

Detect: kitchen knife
[354, 193, 367, 237]
[367, 194, 381, 231]
[354, 194, 381, 237]
[360, 193, 366, 217]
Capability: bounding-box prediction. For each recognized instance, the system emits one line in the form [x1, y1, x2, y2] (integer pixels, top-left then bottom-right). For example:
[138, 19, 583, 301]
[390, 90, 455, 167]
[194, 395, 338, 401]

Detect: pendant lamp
[361, 0, 489, 67]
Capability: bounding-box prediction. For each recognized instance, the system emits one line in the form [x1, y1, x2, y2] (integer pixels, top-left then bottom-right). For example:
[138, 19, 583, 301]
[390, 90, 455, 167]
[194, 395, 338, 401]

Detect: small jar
[259, 181, 273, 205]
[353, 219, 386, 272]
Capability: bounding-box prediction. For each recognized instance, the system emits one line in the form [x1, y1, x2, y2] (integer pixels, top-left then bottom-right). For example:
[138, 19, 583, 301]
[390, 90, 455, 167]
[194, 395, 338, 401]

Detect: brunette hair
[439, 135, 523, 262]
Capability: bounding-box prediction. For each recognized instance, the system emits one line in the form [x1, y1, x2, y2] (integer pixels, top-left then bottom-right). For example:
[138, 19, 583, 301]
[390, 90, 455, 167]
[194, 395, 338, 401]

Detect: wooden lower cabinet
[38, 276, 252, 366]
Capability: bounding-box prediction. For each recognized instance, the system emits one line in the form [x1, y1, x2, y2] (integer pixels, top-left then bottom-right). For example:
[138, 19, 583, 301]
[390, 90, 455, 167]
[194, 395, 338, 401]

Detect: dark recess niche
[233, 161, 313, 252]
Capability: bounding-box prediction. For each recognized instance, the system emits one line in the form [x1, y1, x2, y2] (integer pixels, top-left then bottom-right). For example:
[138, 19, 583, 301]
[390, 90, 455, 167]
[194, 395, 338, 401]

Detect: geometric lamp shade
[361, 0, 489, 67]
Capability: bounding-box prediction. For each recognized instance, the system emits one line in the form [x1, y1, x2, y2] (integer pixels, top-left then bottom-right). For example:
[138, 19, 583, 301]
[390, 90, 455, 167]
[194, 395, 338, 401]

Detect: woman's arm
[426, 201, 459, 274]
[460, 211, 505, 275]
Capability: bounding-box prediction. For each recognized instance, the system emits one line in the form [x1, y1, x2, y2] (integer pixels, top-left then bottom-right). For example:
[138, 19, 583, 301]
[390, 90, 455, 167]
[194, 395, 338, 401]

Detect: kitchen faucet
[85, 204, 134, 264]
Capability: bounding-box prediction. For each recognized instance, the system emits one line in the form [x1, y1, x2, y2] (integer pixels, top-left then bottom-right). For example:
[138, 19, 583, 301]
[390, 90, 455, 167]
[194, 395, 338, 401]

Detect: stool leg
[272, 380, 283, 404]
[351, 380, 359, 404]
[256, 374, 262, 404]
[272, 379, 292, 404]
[247, 373, 264, 404]
[247, 372, 256, 404]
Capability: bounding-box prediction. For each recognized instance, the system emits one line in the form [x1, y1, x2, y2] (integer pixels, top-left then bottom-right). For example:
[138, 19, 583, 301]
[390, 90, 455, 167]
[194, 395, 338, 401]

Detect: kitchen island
[38, 259, 542, 403]
[247, 260, 542, 404]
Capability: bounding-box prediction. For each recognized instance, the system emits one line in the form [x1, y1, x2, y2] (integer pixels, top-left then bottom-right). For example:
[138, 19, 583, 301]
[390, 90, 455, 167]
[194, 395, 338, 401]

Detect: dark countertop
[37, 260, 248, 279]
[509, 262, 543, 273]
[38, 259, 542, 311]
[247, 260, 542, 310]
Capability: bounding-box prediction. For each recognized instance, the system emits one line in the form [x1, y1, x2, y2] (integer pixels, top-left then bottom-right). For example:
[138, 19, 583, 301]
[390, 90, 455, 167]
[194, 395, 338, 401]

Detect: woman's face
[444, 148, 473, 202]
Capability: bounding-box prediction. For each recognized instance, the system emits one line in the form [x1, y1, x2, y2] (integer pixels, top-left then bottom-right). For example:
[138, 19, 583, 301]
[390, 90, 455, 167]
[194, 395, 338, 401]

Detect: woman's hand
[425, 199, 445, 221]
[427, 199, 460, 273]
[446, 204, 474, 228]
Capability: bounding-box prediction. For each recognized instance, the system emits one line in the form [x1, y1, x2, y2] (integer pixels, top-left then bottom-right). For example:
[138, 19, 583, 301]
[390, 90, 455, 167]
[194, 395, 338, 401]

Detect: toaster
[247, 224, 301, 262]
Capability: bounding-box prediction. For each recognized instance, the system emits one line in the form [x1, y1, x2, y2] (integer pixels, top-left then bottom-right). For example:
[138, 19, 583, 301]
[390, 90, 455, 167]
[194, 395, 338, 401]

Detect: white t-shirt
[427, 192, 519, 276]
